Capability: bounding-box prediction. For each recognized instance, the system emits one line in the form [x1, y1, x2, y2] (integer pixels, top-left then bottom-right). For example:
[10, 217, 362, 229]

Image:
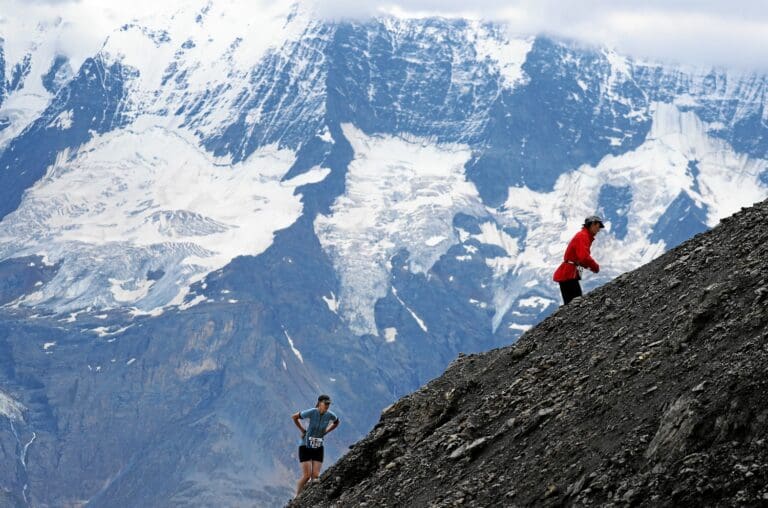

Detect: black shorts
[559, 279, 582, 305]
[299, 445, 324, 463]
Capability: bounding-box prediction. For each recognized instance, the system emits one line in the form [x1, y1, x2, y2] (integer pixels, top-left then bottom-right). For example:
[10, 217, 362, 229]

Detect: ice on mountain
[518, 296, 555, 310]
[383, 327, 397, 343]
[178, 295, 207, 311]
[283, 330, 304, 363]
[314, 124, 482, 335]
[318, 126, 333, 143]
[392, 286, 428, 333]
[0, 391, 25, 422]
[282, 167, 331, 188]
[109, 278, 155, 303]
[0, 116, 326, 314]
[474, 222, 519, 256]
[322, 293, 339, 314]
[425, 236, 447, 247]
[90, 325, 132, 337]
[470, 23, 533, 90]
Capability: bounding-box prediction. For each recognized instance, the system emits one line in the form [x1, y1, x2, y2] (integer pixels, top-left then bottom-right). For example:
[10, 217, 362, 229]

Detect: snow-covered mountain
[1, 1, 767, 505]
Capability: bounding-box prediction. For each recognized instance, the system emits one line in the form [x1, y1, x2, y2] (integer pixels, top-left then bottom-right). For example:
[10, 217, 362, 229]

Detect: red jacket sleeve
[574, 233, 600, 273]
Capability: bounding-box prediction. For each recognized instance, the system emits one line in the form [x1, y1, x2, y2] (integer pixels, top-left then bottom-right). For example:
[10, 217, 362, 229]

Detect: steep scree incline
[293, 199, 768, 507]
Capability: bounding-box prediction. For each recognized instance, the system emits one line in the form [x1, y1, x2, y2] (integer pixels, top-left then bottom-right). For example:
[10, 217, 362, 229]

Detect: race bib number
[308, 437, 324, 449]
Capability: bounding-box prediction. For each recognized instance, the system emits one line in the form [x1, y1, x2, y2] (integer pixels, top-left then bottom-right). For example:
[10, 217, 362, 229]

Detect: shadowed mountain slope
[293, 198, 768, 507]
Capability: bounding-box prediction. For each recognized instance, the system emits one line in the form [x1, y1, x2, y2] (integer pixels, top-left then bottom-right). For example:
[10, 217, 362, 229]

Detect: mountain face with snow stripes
[0, 2, 767, 505]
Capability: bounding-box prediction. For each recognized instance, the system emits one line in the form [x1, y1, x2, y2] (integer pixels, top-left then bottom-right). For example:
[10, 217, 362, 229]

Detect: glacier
[0, 116, 330, 314]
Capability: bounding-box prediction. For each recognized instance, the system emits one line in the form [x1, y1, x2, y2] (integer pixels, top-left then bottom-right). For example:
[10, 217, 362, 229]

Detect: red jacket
[553, 227, 600, 282]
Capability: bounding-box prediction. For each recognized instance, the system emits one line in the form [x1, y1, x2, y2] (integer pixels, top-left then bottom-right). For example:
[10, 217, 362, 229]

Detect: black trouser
[559, 279, 582, 305]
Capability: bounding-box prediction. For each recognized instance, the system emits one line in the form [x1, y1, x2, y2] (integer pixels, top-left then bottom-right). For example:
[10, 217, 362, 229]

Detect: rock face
[293, 199, 768, 507]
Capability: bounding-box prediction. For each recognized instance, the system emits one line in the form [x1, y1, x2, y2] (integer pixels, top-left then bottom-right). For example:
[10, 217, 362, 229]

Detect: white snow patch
[126, 358, 136, 366]
[0, 391, 25, 421]
[392, 287, 429, 333]
[50, 110, 73, 130]
[469, 298, 488, 309]
[322, 292, 340, 313]
[518, 296, 555, 310]
[178, 295, 208, 311]
[109, 278, 155, 303]
[508, 323, 533, 332]
[318, 126, 333, 143]
[383, 327, 398, 343]
[283, 166, 331, 188]
[63, 310, 85, 323]
[608, 137, 623, 146]
[472, 24, 533, 89]
[485, 256, 517, 278]
[425, 235, 446, 247]
[129, 306, 165, 318]
[42, 342, 56, 350]
[284, 330, 304, 363]
[89, 325, 132, 337]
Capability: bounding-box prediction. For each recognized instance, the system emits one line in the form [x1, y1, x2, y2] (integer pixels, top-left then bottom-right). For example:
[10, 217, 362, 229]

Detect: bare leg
[310, 460, 322, 481]
[296, 461, 312, 497]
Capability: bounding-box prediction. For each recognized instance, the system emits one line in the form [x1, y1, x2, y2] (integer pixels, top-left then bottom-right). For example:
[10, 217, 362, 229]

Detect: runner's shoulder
[300, 407, 319, 419]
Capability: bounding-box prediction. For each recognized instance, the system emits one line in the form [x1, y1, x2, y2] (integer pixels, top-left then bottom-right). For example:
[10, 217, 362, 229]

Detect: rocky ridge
[293, 198, 768, 507]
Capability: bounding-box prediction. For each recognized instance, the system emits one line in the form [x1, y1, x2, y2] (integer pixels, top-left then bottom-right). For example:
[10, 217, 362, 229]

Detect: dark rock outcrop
[293, 199, 768, 507]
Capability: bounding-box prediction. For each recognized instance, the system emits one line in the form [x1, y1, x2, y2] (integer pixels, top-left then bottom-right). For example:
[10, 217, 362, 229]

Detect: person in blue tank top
[291, 394, 340, 496]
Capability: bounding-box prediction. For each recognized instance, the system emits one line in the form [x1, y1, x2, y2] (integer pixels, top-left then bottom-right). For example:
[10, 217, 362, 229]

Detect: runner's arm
[291, 412, 306, 435]
[574, 237, 599, 273]
[324, 419, 340, 435]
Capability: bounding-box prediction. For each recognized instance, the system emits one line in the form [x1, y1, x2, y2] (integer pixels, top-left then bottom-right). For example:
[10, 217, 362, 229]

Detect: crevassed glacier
[0, 116, 329, 314]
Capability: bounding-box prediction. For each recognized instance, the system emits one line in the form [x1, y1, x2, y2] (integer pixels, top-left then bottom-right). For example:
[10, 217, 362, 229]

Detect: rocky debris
[291, 198, 768, 507]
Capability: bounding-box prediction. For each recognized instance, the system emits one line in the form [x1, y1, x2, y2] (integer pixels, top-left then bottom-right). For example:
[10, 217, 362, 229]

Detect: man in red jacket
[553, 215, 604, 304]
